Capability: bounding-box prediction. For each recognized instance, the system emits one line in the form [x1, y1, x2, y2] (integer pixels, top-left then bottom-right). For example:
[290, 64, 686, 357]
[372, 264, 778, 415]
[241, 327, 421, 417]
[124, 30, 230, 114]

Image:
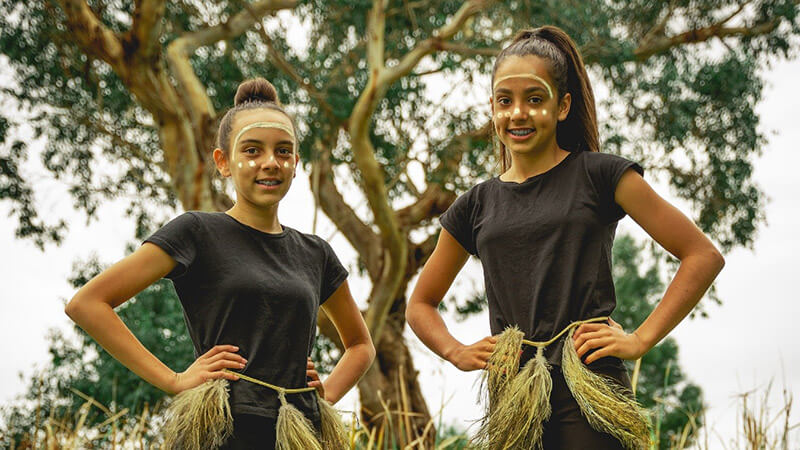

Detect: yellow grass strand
[472, 346, 552, 449]
[561, 328, 651, 450]
[161, 379, 233, 449]
[275, 391, 324, 450]
[317, 396, 349, 450]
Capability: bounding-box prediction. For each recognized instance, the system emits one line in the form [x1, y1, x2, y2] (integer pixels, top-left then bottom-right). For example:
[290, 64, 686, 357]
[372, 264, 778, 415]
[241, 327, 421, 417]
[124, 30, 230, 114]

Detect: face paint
[231, 121, 296, 155]
[529, 110, 537, 116]
[248, 160, 256, 168]
[513, 107, 521, 116]
[283, 161, 290, 168]
[542, 110, 548, 116]
[493, 74, 554, 99]
[237, 162, 243, 169]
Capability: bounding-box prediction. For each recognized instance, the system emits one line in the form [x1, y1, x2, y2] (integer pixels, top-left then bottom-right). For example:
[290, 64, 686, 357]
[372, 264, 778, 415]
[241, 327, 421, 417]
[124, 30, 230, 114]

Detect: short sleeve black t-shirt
[144, 212, 348, 419]
[440, 151, 643, 367]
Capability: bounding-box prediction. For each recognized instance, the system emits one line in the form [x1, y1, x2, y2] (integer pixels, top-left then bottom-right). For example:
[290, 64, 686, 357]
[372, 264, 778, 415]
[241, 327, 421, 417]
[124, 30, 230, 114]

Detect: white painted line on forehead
[232, 121, 296, 155]
[493, 74, 554, 99]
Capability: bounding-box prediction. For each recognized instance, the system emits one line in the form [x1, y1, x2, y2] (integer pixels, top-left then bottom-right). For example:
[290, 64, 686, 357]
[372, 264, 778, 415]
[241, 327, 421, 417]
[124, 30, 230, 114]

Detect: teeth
[256, 180, 280, 186]
[508, 129, 534, 136]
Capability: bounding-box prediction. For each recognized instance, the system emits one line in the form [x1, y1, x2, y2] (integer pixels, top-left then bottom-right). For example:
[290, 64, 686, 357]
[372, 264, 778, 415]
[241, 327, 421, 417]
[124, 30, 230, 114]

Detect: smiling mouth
[507, 128, 535, 139]
[255, 179, 282, 187]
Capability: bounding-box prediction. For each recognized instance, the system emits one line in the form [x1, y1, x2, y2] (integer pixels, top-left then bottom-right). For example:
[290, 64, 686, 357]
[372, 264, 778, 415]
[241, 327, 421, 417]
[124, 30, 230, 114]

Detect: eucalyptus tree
[2, 0, 798, 445]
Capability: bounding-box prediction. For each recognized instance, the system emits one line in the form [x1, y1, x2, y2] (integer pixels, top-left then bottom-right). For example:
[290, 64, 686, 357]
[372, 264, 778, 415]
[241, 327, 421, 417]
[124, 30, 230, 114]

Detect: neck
[227, 200, 282, 234]
[503, 141, 569, 182]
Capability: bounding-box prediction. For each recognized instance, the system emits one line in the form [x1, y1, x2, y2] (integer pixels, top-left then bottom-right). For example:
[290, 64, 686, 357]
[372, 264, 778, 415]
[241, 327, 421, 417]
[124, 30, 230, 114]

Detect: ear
[557, 93, 572, 122]
[213, 148, 231, 177]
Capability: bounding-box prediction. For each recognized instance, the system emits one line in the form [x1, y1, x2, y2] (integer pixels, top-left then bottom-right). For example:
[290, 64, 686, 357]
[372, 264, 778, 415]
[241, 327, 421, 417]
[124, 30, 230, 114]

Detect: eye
[243, 147, 259, 155]
[529, 96, 543, 104]
[277, 147, 293, 156]
[497, 97, 511, 106]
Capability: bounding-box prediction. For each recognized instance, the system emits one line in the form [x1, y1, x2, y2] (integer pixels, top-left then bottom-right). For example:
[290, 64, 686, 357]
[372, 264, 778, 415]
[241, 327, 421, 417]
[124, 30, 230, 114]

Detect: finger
[208, 370, 240, 382]
[608, 318, 623, 330]
[307, 360, 316, 369]
[206, 351, 248, 365]
[486, 336, 498, 344]
[577, 337, 614, 358]
[307, 369, 320, 381]
[584, 347, 612, 365]
[573, 323, 604, 339]
[203, 345, 240, 358]
[573, 331, 608, 349]
[207, 359, 247, 372]
[307, 380, 322, 387]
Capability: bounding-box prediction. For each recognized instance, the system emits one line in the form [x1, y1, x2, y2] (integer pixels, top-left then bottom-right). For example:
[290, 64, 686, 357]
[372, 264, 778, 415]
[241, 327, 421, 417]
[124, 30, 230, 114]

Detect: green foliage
[3, 1, 795, 250]
[1, 256, 194, 442]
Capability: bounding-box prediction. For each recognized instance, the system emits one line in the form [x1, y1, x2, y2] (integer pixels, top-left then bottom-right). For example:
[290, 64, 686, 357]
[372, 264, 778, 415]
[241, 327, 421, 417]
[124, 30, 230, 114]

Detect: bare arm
[64, 243, 246, 394]
[406, 229, 497, 371]
[314, 280, 375, 404]
[574, 170, 725, 363]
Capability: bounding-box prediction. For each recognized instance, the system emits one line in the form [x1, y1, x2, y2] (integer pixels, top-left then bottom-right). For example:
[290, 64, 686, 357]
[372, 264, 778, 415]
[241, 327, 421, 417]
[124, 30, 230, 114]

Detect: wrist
[442, 342, 463, 364]
[632, 331, 653, 356]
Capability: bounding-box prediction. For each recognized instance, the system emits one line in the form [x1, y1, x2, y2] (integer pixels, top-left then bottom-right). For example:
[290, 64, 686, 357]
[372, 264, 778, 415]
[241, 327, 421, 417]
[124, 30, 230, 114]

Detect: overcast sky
[1, 49, 799, 449]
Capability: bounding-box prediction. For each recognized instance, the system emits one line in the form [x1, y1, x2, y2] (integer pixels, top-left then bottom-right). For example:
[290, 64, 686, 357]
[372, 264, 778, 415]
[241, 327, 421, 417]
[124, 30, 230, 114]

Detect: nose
[510, 104, 527, 122]
[260, 152, 281, 170]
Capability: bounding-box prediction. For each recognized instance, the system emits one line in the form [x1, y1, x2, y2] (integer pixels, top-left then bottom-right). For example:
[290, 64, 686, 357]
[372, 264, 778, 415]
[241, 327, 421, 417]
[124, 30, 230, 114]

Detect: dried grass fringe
[562, 328, 651, 450]
[317, 395, 349, 449]
[472, 345, 552, 449]
[481, 326, 524, 406]
[161, 379, 233, 449]
[275, 391, 324, 450]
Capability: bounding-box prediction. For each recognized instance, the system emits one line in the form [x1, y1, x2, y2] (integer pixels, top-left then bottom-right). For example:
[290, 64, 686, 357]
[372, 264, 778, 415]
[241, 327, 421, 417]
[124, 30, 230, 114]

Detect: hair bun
[234, 78, 280, 106]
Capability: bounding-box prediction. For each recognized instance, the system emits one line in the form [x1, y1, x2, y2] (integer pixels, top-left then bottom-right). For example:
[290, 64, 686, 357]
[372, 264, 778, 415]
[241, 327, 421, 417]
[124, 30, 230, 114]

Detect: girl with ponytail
[407, 26, 724, 449]
[66, 78, 375, 449]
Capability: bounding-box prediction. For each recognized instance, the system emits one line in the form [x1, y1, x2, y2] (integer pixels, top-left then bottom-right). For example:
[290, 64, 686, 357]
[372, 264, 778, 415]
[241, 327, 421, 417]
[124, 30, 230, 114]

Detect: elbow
[711, 248, 725, 273]
[405, 297, 420, 332]
[366, 340, 376, 365]
[64, 296, 83, 322]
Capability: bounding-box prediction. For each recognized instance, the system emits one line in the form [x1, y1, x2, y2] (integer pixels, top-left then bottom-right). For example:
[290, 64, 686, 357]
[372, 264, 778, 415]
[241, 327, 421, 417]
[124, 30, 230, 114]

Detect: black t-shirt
[440, 151, 643, 367]
[144, 212, 348, 419]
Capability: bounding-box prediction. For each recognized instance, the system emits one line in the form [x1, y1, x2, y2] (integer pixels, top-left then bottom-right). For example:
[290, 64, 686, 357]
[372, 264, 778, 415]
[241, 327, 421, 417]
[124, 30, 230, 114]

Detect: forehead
[493, 55, 554, 91]
[232, 108, 294, 143]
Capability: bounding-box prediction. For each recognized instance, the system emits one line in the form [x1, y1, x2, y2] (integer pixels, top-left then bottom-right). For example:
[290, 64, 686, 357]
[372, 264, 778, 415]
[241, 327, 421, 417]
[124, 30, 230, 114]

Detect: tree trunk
[357, 308, 435, 449]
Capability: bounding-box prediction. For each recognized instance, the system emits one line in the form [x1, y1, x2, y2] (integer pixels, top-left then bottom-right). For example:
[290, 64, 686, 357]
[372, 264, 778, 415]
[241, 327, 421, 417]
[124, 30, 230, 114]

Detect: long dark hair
[491, 26, 599, 172]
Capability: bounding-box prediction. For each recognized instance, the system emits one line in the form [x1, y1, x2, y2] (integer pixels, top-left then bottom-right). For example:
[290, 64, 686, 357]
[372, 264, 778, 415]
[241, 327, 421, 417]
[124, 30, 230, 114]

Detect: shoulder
[285, 227, 333, 252]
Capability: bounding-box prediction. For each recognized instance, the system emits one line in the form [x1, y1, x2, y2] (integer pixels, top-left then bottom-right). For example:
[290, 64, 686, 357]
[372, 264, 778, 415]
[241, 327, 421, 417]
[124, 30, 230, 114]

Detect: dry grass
[2, 371, 797, 449]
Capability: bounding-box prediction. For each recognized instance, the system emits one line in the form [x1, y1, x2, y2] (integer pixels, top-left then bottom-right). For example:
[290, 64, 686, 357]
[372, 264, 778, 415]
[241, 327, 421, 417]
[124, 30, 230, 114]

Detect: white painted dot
[542, 110, 548, 115]
[283, 161, 290, 168]
[529, 110, 537, 116]
[248, 160, 256, 168]
[513, 107, 521, 115]
[237, 162, 243, 169]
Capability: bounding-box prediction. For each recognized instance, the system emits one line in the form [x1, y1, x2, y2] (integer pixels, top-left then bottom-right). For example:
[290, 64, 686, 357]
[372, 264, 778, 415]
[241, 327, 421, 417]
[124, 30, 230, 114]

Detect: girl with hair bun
[407, 26, 725, 449]
[66, 77, 375, 449]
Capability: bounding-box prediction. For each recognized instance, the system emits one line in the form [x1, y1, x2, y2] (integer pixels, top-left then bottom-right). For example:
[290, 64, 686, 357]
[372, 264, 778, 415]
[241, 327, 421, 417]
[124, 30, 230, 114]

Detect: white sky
[1, 47, 799, 449]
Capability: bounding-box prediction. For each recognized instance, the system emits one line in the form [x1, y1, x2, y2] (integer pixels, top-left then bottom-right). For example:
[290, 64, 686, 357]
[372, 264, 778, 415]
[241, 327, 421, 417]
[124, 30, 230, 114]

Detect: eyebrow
[494, 86, 548, 95]
[239, 139, 295, 147]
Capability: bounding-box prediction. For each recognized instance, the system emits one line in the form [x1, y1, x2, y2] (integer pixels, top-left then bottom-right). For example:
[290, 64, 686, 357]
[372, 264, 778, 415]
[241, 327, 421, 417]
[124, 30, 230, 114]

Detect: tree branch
[381, 0, 499, 87]
[166, 0, 297, 128]
[312, 142, 382, 280]
[55, 0, 125, 70]
[634, 12, 784, 60]
[129, 0, 166, 59]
